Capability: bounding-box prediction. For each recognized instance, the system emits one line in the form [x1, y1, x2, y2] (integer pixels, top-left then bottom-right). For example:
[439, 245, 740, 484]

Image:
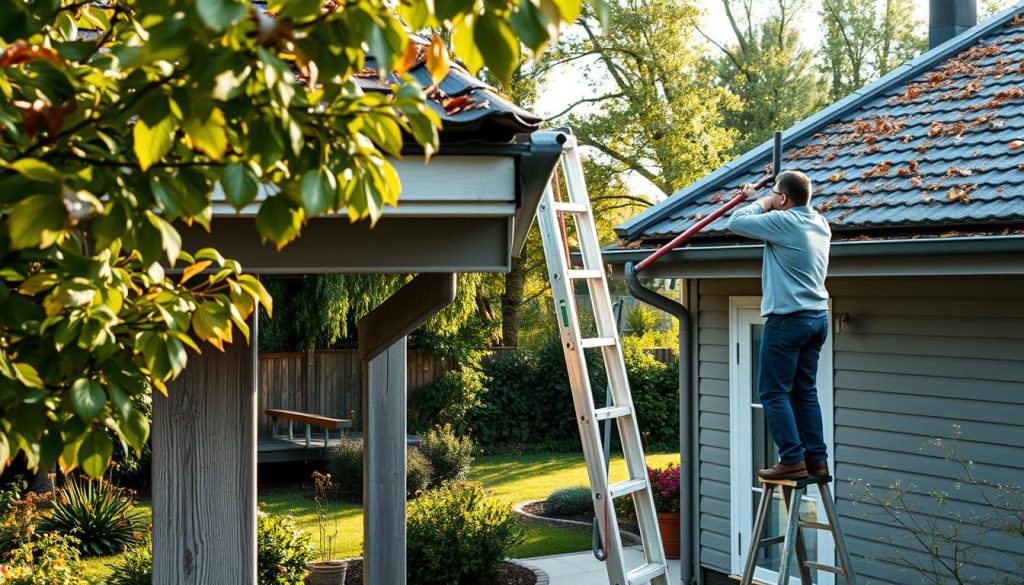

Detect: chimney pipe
[930, 0, 977, 49]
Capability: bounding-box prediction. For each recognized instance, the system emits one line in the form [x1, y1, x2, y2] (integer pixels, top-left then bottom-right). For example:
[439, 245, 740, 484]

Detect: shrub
[107, 542, 152, 585]
[544, 486, 593, 518]
[327, 439, 436, 497]
[0, 478, 27, 517]
[622, 337, 679, 451]
[625, 303, 662, 336]
[418, 425, 474, 488]
[2, 532, 86, 585]
[407, 483, 525, 585]
[406, 449, 434, 496]
[257, 511, 313, 585]
[410, 366, 487, 435]
[326, 438, 363, 494]
[104, 512, 314, 585]
[39, 477, 146, 556]
[0, 492, 52, 555]
[468, 339, 605, 449]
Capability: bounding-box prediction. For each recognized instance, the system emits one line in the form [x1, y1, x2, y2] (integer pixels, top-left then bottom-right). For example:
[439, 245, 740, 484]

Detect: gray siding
[696, 276, 1024, 583]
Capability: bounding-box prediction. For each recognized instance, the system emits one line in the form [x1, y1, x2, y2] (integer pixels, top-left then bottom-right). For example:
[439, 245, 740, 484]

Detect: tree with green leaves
[697, 0, 827, 153]
[545, 0, 735, 198]
[819, 0, 925, 101]
[0, 0, 592, 477]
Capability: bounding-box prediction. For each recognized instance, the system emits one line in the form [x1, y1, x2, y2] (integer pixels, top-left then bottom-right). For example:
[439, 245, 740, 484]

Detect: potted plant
[305, 472, 347, 585]
[648, 463, 681, 559]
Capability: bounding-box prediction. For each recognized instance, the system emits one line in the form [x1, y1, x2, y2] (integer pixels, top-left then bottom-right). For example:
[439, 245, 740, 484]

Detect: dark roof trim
[601, 234, 1024, 266]
[615, 0, 1024, 242]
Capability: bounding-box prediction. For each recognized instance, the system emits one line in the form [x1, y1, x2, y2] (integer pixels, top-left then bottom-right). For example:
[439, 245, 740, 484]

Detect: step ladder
[740, 476, 856, 585]
[536, 135, 670, 585]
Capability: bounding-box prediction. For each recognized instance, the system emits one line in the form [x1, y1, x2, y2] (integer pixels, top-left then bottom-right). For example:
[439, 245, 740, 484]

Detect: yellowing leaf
[426, 36, 451, 86]
[394, 41, 421, 76]
[183, 109, 228, 161]
[133, 114, 177, 171]
[1010, 140, 1024, 150]
[180, 260, 212, 284]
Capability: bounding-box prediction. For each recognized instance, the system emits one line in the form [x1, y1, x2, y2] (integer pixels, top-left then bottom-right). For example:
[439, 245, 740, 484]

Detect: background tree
[0, 0, 589, 477]
[699, 0, 827, 152]
[547, 0, 735, 198]
[819, 0, 926, 101]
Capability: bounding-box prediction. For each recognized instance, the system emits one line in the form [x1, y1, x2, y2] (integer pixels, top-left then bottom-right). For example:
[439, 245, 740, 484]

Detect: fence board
[257, 347, 674, 435]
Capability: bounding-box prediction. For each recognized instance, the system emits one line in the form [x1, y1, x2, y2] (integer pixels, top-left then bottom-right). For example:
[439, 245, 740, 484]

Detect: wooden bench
[265, 409, 352, 448]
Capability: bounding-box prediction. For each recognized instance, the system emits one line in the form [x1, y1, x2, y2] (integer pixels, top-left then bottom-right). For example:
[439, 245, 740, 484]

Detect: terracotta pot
[657, 512, 680, 560]
[305, 560, 347, 585]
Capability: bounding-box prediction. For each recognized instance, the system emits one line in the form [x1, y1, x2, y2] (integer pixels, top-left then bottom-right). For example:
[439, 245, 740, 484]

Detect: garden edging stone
[512, 501, 642, 546]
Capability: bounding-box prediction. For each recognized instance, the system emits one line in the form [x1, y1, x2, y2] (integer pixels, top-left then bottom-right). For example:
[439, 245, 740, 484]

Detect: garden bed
[514, 501, 642, 545]
[342, 558, 547, 585]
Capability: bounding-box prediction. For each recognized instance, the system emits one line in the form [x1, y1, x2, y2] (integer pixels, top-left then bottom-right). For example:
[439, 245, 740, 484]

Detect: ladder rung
[803, 561, 846, 575]
[626, 562, 666, 584]
[759, 535, 785, 547]
[567, 269, 604, 280]
[608, 478, 647, 499]
[552, 201, 589, 213]
[594, 405, 631, 421]
[580, 337, 616, 349]
[798, 520, 831, 531]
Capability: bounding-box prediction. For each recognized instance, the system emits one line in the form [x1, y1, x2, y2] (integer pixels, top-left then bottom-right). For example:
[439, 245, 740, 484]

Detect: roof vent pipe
[930, 0, 977, 49]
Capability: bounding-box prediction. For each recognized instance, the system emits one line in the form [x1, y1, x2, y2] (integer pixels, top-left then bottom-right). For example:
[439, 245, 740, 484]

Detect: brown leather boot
[806, 458, 830, 478]
[757, 461, 809, 481]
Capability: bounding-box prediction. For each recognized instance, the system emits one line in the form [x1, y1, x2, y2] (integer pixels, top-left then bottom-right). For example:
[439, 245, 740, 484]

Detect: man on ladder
[729, 172, 856, 584]
[729, 172, 831, 481]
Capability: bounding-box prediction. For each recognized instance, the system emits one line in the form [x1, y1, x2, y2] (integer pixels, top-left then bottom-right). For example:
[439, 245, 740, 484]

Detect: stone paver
[519, 546, 680, 584]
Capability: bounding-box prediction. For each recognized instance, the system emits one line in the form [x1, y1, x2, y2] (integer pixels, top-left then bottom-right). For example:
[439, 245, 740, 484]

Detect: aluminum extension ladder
[740, 477, 856, 585]
[536, 135, 671, 585]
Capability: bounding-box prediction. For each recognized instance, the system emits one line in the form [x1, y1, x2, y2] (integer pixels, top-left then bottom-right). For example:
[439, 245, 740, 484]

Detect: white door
[729, 297, 835, 585]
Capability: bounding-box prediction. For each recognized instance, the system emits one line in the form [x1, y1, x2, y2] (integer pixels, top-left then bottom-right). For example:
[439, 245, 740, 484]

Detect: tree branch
[545, 93, 625, 121]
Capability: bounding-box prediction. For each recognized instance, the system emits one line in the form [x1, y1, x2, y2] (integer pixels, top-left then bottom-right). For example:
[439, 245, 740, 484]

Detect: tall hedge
[467, 338, 678, 451]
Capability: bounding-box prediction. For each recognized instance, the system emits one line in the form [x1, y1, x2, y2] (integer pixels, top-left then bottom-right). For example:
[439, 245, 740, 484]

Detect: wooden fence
[257, 346, 673, 436]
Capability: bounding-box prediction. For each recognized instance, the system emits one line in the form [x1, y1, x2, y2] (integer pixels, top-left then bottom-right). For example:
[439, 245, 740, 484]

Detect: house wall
[695, 275, 1024, 584]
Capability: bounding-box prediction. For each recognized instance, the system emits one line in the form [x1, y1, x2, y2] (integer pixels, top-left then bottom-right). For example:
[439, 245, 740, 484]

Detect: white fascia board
[211, 155, 516, 217]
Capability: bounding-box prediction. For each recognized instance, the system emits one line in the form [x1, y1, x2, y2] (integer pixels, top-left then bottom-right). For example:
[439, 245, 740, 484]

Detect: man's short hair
[776, 170, 812, 206]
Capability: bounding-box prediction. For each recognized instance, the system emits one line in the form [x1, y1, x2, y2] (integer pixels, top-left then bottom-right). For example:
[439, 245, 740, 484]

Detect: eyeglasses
[771, 189, 784, 197]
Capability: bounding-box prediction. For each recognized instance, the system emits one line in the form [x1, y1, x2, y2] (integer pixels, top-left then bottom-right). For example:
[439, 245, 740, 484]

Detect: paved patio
[520, 546, 681, 585]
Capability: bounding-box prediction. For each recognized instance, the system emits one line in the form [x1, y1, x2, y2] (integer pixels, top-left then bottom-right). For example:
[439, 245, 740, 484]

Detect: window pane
[752, 492, 822, 582]
[751, 408, 779, 485]
[750, 323, 764, 405]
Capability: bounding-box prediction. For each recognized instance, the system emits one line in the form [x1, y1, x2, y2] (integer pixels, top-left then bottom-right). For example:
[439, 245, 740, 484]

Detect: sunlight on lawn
[84, 451, 680, 579]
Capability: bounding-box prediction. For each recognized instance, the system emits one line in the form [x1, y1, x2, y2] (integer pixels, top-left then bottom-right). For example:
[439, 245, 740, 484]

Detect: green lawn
[79, 451, 680, 579]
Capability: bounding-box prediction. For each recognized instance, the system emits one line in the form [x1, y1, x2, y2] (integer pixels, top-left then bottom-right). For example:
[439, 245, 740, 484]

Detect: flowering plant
[648, 464, 681, 514]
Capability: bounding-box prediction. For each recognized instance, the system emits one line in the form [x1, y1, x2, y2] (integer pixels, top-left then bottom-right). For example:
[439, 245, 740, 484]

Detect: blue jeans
[757, 310, 829, 465]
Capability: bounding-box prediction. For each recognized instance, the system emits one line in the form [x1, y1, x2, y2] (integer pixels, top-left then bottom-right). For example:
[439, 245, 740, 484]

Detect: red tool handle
[633, 181, 760, 273]
[633, 131, 782, 273]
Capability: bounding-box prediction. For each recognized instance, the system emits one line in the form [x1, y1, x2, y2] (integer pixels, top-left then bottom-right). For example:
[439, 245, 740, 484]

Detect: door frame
[728, 296, 835, 584]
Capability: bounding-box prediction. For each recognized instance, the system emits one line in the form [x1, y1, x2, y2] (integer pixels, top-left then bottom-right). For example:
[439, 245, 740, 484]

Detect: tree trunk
[501, 252, 528, 347]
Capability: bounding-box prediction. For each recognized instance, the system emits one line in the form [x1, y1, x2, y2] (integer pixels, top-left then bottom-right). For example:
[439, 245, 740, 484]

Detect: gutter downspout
[625, 262, 694, 585]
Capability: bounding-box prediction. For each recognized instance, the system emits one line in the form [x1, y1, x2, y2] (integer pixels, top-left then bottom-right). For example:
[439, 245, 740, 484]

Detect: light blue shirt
[727, 203, 831, 316]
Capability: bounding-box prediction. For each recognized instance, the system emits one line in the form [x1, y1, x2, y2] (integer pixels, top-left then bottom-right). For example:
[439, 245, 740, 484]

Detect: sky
[531, 0, 1019, 199]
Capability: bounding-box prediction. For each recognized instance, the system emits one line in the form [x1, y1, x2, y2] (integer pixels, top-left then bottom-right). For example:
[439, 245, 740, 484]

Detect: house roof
[616, 2, 1024, 246]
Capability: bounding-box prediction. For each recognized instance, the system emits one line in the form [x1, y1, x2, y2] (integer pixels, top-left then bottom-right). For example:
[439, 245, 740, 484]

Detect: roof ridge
[615, 0, 1024, 241]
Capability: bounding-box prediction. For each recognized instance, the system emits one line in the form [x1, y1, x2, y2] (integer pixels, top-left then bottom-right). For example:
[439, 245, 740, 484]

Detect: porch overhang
[180, 131, 563, 273]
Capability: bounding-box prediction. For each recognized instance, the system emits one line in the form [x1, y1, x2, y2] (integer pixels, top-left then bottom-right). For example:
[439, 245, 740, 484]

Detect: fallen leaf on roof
[1018, 162, 1024, 171]
[814, 185, 824, 193]
[836, 195, 849, 204]
[945, 165, 973, 177]
[922, 195, 934, 203]
[836, 209, 855, 222]
[694, 213, 703, 220]
[998, 186, 1006, 193]
[1011, 140, 1024, 149]
[708, 193, 724, 203]
[902, 135, 913, 143]
[816, 200, 833, 212]
[829, 171, 845, 182]
[910, 176, 923, 186]
[908, 160, 919, 172]
[1010, 14, 1024, 27]
[862, 160, 892, 178]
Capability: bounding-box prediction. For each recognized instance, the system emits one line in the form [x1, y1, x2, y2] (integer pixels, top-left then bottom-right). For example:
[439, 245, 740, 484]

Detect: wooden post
[152, 313, 258, 584]
[358, 274, 456, 585]
[362, 340, 407, 585]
